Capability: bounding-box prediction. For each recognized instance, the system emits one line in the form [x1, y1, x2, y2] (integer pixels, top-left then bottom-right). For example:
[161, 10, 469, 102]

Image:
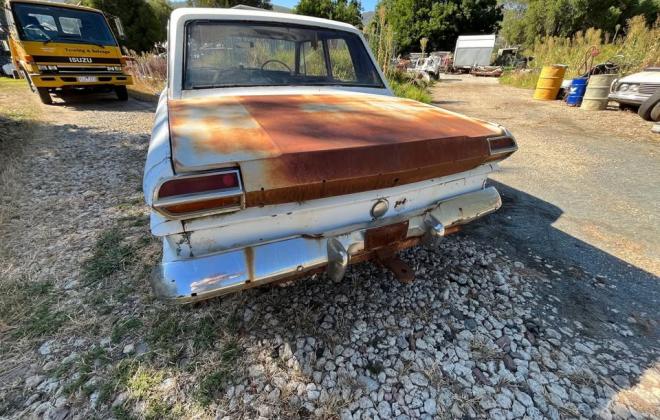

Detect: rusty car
[143, 8, 518, 303]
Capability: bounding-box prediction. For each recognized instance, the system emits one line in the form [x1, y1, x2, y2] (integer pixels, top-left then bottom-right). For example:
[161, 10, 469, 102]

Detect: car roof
[170, 7, 360, 34]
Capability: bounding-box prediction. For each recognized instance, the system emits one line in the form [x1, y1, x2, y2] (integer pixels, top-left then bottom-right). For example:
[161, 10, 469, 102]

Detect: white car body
[143, 9, 517, 303]
[608, 68, 660, 105]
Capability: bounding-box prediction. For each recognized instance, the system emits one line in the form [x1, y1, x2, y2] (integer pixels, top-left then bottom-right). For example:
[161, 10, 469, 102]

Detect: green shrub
[388, 78, 433, 103]
[501, 16, 660, 89]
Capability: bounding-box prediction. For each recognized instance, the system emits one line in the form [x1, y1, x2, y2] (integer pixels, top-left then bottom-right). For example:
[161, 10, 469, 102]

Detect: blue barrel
[566, 77, 588, 106]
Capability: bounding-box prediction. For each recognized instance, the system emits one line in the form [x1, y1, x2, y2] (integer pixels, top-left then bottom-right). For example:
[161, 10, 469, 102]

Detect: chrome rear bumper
[151, 187, 502, 303]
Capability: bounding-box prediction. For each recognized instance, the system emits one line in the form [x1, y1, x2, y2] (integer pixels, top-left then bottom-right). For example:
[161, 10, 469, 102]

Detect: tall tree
[380, 0, 503, 53]
[187, 0, 273, 9]
[82, 0, 171, 52]
[295, 0, 363, 27]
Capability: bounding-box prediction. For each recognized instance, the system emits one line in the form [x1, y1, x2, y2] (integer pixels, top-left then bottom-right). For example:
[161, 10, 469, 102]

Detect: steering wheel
[261, 59, 292, 72]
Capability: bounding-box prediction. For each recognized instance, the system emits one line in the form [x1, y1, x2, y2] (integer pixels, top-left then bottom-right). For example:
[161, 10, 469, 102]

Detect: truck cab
[3, 0, 132, 104]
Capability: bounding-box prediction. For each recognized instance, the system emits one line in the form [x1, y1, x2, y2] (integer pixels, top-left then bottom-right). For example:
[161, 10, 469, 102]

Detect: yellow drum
[533, 65, 567, 100]
[581, 74, 617, 111]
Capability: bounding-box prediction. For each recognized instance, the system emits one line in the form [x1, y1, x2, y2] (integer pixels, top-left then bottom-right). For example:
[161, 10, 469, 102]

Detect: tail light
[487, 128, 518, 157]
[153, 169, 244, 219]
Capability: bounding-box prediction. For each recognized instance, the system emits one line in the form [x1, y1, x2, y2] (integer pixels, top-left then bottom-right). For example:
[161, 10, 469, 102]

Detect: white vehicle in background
[1, 62, 18, 77]
[608, 68, 660, 108]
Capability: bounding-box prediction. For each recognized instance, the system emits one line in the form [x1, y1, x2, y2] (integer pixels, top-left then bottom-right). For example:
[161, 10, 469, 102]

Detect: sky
[273, 0, 377, 11]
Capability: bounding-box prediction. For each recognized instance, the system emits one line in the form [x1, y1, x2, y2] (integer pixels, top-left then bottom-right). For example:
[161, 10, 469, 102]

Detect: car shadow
[463, 180, 658, 344]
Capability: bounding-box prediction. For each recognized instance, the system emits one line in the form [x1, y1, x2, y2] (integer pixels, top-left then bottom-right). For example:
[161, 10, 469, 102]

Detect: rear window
[184, 21, 384, 90]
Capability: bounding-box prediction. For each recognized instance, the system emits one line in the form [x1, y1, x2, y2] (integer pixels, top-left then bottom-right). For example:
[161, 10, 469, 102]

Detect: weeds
[389, 78, 433, 103]
[501, 16, 660, 89]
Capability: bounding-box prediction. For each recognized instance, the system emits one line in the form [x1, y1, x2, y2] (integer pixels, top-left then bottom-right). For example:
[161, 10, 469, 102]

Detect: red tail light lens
[153, 169, 244, 219]
[158, 172, 239, 197]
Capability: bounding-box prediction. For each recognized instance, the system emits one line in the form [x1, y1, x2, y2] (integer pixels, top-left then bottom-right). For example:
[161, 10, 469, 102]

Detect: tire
[115, 85, 128, 101]
[36, 87, 52, 105]
[651, 102, 660, 122]
[638, 90, 660, 122]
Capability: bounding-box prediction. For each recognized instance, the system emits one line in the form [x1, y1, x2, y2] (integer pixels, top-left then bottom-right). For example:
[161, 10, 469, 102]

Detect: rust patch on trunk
[168, 92, 510, 207]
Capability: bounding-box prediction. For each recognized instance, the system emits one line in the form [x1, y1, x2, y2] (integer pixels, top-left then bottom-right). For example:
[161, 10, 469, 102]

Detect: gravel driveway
[0, 79, 658, 420]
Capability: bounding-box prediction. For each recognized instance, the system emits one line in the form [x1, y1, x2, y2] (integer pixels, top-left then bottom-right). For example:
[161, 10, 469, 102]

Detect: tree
[379, 0, 503, 53]
[187, 0, 273, 9]
[500, 0, 660, 46]
[82, 0, 171, 52]
[295, 0, 363, 27]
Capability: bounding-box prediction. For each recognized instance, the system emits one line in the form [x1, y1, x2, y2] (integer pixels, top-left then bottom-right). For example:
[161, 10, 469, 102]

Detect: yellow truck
[3, 0, 132, 104]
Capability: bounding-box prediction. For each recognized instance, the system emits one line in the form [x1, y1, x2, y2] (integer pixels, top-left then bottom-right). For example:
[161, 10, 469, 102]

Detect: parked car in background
[143, 8, 518, 303]
[608, 67, 660, 108]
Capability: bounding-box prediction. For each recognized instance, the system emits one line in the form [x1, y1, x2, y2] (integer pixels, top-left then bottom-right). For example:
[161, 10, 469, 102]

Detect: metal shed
[453, 34, 496, 69]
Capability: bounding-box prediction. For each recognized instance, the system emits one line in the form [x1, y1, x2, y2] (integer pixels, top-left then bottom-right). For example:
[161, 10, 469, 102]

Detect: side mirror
[114, 17, 126, 40]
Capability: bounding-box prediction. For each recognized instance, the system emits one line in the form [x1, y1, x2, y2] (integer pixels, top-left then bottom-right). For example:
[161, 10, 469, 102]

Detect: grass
[195, 341, 242, 406]
[0, 278, 68, 340]
[501, 16, 660, 89]
[389, 78, 433, 103]
[127, 367, 165, 399]
[0, 78, 39, 226]
[195, 369, 231, 406]
[82, 227, 138, 284]
[62, 346, 111, 396]
[112, 317, 143, 344]
[499, 71, 539, 89]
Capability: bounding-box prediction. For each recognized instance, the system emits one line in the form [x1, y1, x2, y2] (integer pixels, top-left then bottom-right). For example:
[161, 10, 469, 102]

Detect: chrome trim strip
[151, 187, 502, 303]
[487, 133, 518, 156]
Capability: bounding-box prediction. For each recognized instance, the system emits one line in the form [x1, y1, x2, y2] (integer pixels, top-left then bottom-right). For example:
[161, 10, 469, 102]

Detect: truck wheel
[638, 90, 660, 122]
[115, 86, 128, 101]
[37, 88, 53, 105]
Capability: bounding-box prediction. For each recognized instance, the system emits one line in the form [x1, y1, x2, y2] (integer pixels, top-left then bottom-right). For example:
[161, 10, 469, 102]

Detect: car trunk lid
[168, 92, 508, 207]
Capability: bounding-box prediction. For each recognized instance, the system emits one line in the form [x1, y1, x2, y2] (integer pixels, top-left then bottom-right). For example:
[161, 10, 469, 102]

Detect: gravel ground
[0, 80, 658, 420]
